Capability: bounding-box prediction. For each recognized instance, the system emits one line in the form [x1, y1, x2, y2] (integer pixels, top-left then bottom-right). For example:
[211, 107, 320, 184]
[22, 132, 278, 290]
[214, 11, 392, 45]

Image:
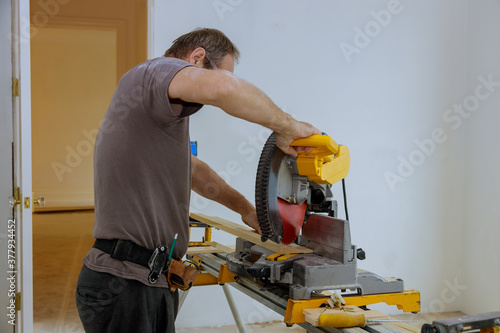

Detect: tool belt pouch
[166, 258, 200, 292]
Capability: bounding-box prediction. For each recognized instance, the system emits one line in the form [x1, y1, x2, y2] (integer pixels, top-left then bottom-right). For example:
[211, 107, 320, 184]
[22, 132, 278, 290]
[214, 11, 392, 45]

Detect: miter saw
[226, 133, 405, 300]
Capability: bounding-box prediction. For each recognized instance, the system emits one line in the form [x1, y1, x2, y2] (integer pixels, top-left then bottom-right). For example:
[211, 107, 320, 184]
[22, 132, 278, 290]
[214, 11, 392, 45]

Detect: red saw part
[277, 198, 307, 244]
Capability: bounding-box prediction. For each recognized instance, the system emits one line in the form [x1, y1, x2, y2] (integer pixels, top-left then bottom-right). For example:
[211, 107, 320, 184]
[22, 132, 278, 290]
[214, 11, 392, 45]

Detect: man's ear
[188, 47, 206, 68]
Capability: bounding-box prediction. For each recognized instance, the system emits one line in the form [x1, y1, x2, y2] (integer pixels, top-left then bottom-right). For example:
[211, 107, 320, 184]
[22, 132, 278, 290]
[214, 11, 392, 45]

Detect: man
[76, 28, 319, 332]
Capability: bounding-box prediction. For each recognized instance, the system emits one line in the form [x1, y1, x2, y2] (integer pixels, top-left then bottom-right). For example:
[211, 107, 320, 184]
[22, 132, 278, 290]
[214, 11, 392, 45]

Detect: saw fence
[183, 213, 421, 333]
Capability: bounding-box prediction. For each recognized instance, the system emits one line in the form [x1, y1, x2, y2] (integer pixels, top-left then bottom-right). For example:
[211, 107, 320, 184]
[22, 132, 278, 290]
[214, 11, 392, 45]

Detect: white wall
[152, 0, 484, 328]
[462, 1, 500, 314]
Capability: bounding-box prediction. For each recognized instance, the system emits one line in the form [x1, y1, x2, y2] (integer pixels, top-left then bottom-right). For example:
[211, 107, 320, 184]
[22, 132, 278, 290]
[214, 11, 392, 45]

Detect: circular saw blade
[255, 133, 307, 244]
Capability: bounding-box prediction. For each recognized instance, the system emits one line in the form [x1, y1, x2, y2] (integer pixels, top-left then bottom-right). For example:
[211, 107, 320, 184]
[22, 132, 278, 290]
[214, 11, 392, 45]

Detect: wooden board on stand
[186, 242, 235, 255]
[189, 213, 313, 255]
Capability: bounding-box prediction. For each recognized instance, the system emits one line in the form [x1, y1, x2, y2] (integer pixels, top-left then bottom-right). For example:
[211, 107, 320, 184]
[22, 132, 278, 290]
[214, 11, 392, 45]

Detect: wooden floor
[33, 210, 95, 333]
[32, 210, 465, 332]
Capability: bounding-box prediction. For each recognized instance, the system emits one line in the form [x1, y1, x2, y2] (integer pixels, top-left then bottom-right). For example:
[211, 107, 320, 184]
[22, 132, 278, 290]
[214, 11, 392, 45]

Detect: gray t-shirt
[83, 57, 202, 287]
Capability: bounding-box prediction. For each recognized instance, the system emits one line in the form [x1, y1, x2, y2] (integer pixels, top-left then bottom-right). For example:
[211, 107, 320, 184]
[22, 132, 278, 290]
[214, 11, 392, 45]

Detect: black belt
[93, 239, 170, 283]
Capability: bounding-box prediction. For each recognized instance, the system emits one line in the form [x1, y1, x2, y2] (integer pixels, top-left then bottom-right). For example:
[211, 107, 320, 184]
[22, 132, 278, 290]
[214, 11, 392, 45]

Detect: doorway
[30, 1, 148, 331]
[31, 25, 118, 210]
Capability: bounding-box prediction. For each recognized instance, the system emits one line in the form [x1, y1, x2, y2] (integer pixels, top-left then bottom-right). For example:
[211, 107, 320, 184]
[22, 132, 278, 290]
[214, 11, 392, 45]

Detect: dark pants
[76, 265, 178, 333]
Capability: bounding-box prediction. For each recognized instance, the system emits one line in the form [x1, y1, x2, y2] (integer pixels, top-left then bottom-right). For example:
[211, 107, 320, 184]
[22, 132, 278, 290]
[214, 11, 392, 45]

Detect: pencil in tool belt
[168, 233, 178, 260]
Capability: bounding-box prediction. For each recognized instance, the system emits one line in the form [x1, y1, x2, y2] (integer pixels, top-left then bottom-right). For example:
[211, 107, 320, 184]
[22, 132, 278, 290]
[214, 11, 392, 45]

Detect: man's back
[86, 57, 201, 287]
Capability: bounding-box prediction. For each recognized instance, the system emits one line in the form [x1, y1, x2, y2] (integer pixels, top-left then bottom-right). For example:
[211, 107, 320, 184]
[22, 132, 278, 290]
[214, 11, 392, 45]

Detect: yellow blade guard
[290, 135, 350, 185]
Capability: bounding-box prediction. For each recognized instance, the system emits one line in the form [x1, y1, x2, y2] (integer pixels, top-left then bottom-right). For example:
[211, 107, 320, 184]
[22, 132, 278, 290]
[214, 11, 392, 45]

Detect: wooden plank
[365, 323, 402, 333]
[390, 311, 467, 332]
[386, 322, 421, 333]
[208, 242, 235, 253]
[186, 242, 234, 255]
[190, 212, 313, 255]
[186, 246, 221, 254]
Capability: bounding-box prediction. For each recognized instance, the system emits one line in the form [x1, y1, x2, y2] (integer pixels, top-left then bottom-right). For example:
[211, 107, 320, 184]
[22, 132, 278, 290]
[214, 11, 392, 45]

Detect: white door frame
[1, 0, 14, 332]
[12, 0, 33, 331]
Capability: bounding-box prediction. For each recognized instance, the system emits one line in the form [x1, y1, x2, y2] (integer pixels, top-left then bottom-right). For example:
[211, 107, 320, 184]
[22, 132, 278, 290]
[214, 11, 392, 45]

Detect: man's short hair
[164, 28, 240, 69]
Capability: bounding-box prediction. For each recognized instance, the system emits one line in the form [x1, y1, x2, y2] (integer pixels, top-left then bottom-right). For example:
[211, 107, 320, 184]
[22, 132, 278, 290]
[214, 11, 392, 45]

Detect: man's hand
[275, 120, 321, 156]
[241, 208, 261, 234]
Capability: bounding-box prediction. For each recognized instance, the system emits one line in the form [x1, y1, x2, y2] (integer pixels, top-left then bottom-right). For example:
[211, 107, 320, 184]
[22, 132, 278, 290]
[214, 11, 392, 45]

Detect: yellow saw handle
[318, 312, 366, 328]
[290, 134, 350, 185]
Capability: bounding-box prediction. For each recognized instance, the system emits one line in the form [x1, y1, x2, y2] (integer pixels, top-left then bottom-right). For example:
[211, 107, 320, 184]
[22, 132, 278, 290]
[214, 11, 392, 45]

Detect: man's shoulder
[123, 57, 191, 75]
[119, 57, 192, 87]
[145, 56, 192, 70]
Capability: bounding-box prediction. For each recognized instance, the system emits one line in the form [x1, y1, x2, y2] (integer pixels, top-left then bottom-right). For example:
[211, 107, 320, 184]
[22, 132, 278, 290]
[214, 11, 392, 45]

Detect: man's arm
[168, 67, 320, 155]
[191, 155, 260, 233]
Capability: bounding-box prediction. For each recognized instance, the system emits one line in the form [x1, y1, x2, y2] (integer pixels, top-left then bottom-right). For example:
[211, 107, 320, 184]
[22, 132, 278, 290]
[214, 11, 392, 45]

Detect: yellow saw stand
[183, 213, 420, 333]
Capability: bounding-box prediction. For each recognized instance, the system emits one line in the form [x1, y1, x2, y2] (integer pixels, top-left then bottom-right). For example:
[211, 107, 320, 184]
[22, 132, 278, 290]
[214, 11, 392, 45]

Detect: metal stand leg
[222, 284, 247, 333]
[177, 289, 190, 312]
